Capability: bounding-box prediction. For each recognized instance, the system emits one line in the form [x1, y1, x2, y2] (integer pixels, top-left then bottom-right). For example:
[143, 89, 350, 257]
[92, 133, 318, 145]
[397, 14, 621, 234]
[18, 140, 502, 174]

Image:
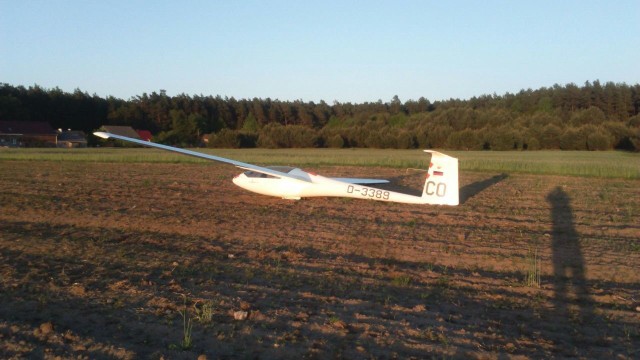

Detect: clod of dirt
[331, 320, 348, 330]
[39, 322, 54, 335]
[63, 330, 78, 342]
[239, 301, 251, 310]
[233, 311, 248, 320]
[248, 310, 266, 321]
[295, 312, 310, 322]
[69, 283, 86, 296]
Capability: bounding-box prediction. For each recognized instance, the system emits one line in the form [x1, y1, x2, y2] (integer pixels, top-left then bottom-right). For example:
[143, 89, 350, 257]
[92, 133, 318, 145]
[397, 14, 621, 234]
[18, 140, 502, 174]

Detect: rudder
[422, 150, 459, 206]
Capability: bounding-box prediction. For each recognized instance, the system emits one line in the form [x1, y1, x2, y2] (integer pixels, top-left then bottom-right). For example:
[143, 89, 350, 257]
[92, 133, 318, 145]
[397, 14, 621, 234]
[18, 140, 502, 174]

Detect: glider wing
[330, 178, 389, 185]
[93, 132, 312, 183]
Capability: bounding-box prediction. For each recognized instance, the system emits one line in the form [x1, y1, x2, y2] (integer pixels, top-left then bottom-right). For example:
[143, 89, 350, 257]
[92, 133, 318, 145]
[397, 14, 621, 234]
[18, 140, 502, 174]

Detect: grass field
[1, 150, 639, 358]
[1, 147, 639, 179]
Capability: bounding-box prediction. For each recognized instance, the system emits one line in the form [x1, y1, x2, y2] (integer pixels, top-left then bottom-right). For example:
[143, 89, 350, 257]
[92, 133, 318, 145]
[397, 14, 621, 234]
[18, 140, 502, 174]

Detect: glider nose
[232, 173, 251, 189]
[232, 173, 242, 185]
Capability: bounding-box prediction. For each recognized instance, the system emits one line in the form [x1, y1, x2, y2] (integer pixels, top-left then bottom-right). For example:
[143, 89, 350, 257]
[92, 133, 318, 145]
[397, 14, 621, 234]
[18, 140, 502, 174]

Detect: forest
[1, 81, 639, 150]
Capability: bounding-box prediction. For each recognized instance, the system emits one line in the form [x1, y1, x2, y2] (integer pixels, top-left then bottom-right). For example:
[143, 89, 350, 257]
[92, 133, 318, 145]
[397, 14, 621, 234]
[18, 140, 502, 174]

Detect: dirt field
[1, 161, 639, 359]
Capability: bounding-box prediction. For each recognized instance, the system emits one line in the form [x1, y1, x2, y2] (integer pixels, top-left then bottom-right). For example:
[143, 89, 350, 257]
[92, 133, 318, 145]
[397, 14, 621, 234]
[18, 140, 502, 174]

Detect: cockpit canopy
[243, 166, 296, 179]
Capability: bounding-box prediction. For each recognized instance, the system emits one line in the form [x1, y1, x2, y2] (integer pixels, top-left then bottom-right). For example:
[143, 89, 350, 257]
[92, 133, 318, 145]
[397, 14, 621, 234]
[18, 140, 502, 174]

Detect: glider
[94, 132, 459, 205]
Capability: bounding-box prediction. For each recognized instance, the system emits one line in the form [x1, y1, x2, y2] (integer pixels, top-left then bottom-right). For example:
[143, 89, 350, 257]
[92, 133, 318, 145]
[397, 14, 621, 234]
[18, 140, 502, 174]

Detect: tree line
[1, 80, 639, 150]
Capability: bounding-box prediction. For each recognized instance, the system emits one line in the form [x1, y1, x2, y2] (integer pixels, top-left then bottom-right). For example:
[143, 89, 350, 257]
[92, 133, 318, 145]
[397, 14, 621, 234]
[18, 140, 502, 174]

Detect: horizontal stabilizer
[331, 178, 389, 185]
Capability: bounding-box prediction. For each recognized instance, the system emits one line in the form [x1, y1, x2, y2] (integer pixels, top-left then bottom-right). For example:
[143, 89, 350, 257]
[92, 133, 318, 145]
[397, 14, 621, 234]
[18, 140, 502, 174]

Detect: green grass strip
[1, 148, 638, 179]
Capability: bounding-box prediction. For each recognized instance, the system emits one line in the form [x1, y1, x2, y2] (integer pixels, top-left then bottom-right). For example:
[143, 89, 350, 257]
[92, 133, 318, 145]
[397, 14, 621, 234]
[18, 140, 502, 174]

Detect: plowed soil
[1, 161, 639, 359]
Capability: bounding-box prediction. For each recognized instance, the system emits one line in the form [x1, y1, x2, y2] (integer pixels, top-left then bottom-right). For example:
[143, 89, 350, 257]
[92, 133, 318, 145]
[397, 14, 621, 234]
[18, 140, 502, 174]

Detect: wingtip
[93, 131, 110, 139]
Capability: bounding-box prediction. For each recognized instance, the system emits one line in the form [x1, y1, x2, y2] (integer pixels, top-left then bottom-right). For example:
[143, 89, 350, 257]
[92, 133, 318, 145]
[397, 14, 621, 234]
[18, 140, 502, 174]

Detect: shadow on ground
[459, 173, 508, 204]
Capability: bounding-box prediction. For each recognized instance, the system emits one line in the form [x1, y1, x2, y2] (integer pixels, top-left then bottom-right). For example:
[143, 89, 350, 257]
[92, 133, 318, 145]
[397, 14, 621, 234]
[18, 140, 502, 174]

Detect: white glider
[94, 132, 459, 205]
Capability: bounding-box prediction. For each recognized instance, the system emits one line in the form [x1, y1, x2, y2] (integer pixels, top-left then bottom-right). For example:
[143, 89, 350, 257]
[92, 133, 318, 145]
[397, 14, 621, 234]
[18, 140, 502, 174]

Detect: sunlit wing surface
[94, 132, 310, 183]
[329, 178, 389, 185]
[93, 132, 459, 205]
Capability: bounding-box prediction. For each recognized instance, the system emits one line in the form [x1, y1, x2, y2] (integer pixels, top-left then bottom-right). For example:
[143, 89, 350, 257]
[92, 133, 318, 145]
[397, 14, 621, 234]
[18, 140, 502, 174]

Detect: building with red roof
[136, 130, 153, 141]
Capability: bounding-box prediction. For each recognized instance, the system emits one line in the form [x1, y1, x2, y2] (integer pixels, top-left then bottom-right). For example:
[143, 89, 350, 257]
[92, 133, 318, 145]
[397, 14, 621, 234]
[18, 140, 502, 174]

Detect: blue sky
[1, 0, 639, 103]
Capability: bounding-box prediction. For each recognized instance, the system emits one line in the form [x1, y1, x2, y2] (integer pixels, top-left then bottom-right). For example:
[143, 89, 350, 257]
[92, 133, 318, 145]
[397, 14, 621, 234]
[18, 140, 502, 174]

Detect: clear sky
[1, 0, 639, 103]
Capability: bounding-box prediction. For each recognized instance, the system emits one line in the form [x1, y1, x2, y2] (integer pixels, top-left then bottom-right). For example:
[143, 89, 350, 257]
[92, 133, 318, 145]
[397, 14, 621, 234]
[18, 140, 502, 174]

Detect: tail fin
[421, 150, 459, 206]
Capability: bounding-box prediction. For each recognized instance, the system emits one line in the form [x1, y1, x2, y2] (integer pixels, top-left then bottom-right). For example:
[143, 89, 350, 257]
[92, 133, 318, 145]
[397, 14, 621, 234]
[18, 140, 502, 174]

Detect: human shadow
[546, 187, 596, 351]
[459, 173, 508, 204]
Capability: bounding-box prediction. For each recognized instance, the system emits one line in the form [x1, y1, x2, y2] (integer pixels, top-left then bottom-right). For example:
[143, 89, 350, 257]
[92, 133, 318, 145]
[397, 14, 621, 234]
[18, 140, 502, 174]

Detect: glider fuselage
[232, 167, 444, 204]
